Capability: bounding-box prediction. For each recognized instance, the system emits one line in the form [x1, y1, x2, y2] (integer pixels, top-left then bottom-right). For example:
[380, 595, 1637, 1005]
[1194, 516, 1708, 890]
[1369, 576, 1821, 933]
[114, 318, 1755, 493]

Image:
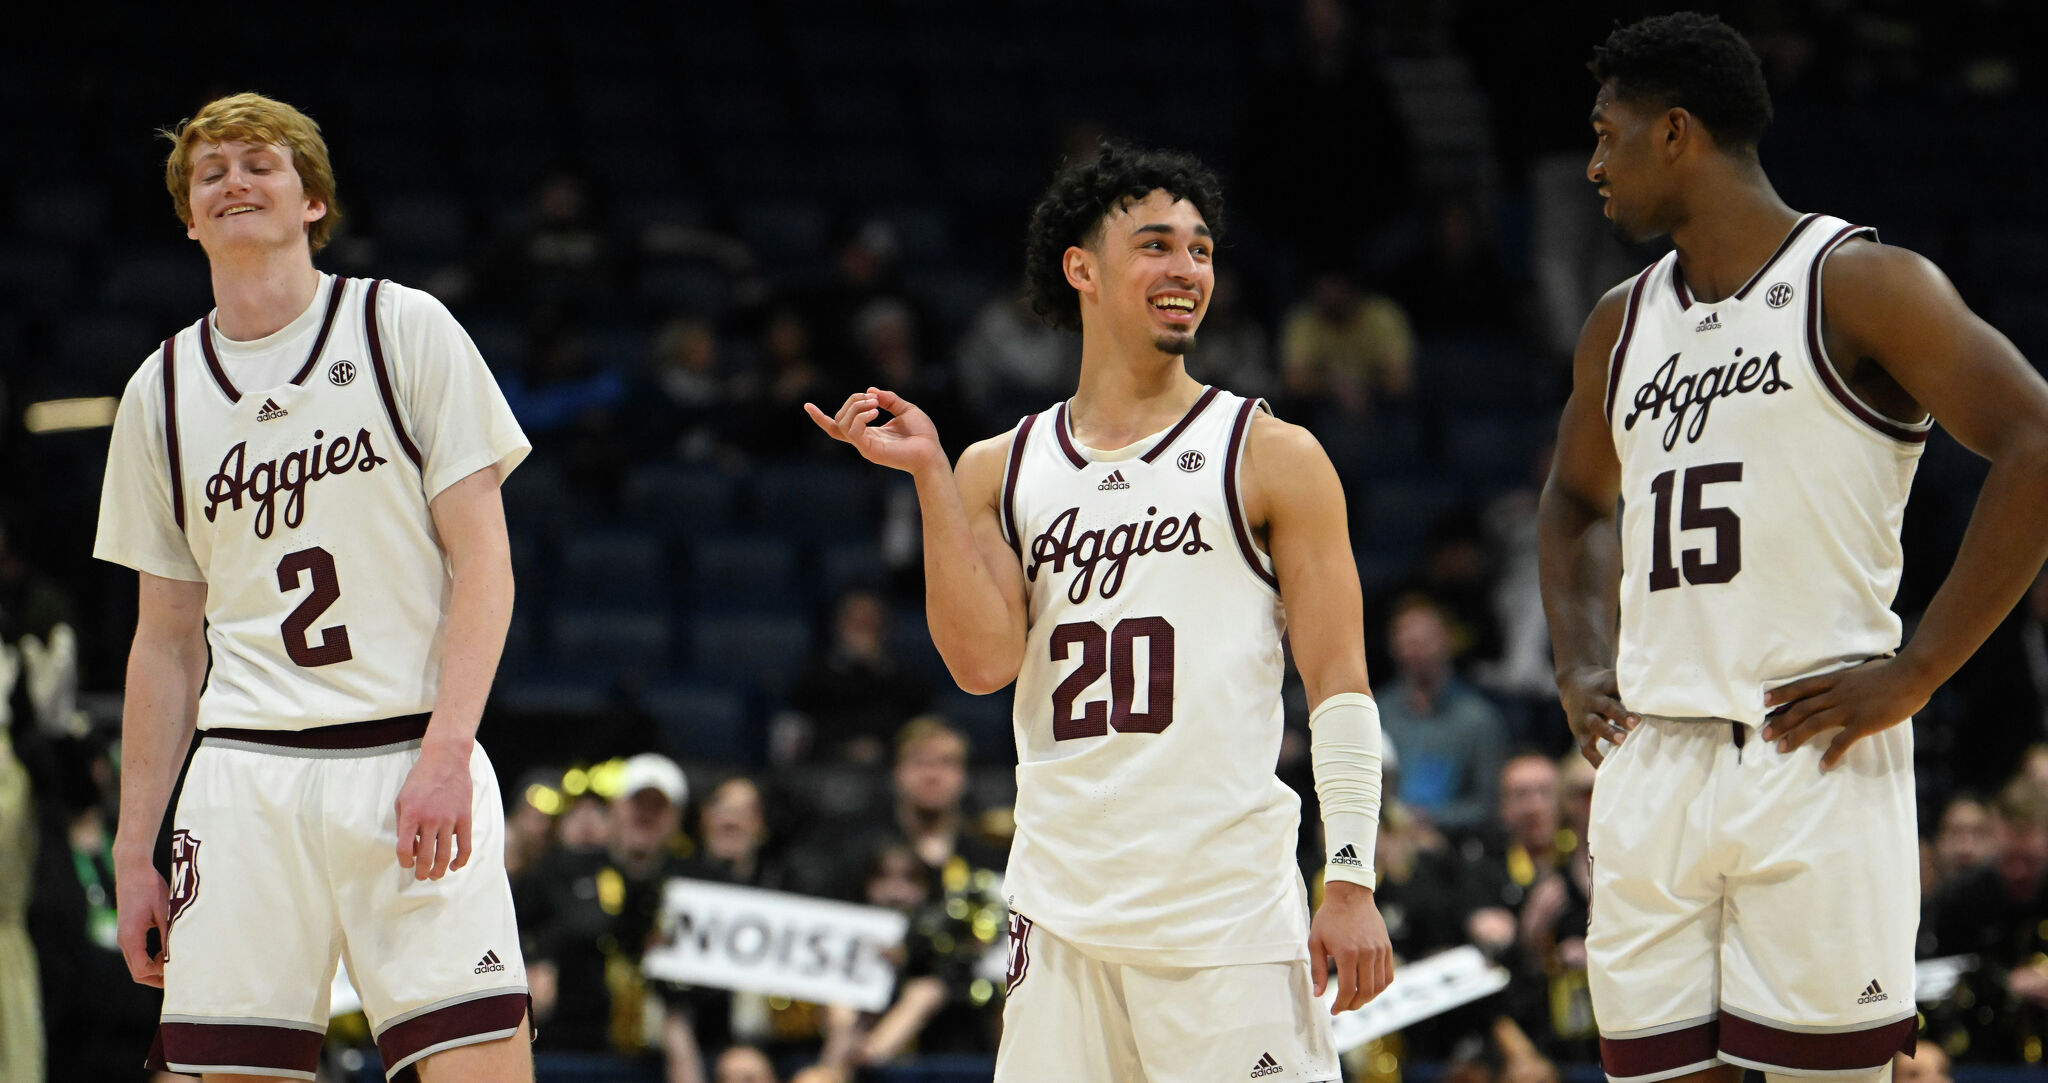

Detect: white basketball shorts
[146, 716, 528, 1081]
[995, 911, 1338, 1082]
[1585, 716, 1917, 1082]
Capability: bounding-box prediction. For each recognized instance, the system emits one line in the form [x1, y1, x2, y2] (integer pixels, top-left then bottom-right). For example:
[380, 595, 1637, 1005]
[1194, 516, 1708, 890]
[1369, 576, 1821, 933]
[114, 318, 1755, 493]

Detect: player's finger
[1308, 934, 1329, 997]
[868, 387, 918, 415]
[1762, 674, 1831, 713]
[1761, 689, 1831, 742]
[804, 402, 853, 443]
[1578, 733, 1606, 769]
[430, 822, 455, 879]
[451, 814, 474, 872]
[1773, 707, 1839, 753]
[1820, 724, 1875, 772]
[395, 808, 419, 869]
[1331, 947, 1361, 1014]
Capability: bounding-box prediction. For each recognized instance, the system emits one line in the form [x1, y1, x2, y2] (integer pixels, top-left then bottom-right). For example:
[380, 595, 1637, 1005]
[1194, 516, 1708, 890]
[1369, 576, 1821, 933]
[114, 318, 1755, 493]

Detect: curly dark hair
[1590, 11, 1773, 151]
[1023, 142, 1225, 331]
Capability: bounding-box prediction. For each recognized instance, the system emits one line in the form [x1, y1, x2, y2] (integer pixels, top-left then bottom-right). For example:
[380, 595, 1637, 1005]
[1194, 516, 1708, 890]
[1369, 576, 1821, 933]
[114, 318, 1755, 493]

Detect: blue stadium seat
[934, 688, 1012, 762]
[871, 204, 954, 266]
[500, 459, 570, 534]
[642, 681, 756, 766]
[689, 534, 801, 612]
[636, 263, 732, 318]
[494, 680, 610, 717]
[375, 194, 469, 260]
[750, 465, 881, 542]
[733, 199, 831, 268]
[554, 608, 674, 674]
[686, 613, 813, 695]
[560, 529, 672, 608]
[103, 249, 211, 319]
[1360, 480, 1464, 562]
[817, 540, 887, 599]
[622, 464, 739, 539]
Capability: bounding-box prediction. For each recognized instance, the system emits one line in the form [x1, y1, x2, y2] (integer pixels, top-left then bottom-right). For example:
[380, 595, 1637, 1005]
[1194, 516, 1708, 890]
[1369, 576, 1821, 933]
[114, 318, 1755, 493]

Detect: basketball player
[807, 143, 1392, 1081]
[1538, 14, 2048, 1083]
[95, 93, 534, 1081]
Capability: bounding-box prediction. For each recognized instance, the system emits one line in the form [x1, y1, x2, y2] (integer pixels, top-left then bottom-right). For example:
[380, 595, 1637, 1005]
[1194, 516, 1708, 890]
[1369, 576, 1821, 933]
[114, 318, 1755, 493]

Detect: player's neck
[1070, 330, 1204, 450]
[207, 246, 322, 342]
[1668, 176, 1800, 304]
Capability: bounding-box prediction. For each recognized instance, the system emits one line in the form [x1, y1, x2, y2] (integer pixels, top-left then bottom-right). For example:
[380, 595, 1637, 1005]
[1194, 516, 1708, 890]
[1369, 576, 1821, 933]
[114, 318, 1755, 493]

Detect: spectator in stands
[861, 718, 1007, 885]
[808, 220, 925, 378]
[1893, 1039, 1953, 1083]
[853, 300, 970, 458]
[1389, 197, 1521, 337]
[1370, 510, 1506, 684]
[734, 306, 831, 459]
[1940, 564, 2048, 793]
[715, 1045, 778, 1083]
[480, 171, 620, 312]
[1931, 792, 1998, 891]
[1378, 598, 1509, 836]
[1461, 753, 1567, 957]
[954, 278, 1080, 421]
[1511, 756, 1598, 1061]
[667, 776, 788, 1058]
[557, 787, 612, 851]
[1182, 267, 1277, 398]
[518, 754, 705, 1081]
[790, 590, 931, 766]
[1366, 741, 1468, 961]
[504, 768, 563, 885]
[1923, 775, 2048, 1061]
[636, 315, 737, 462]
[1277, 271, 1415, 422]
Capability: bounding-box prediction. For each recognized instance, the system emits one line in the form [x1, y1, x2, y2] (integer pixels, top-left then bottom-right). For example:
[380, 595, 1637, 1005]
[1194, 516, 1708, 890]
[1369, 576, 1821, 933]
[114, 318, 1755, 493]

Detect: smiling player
[95, 92, 533, 1082]
[808, 143, 1392, 1081]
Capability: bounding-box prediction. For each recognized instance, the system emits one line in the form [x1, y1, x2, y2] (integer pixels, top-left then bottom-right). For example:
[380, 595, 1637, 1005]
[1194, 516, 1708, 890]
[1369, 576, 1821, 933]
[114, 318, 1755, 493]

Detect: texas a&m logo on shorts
[1005, 911, 1034, 994]
[167, 829, 203, 951]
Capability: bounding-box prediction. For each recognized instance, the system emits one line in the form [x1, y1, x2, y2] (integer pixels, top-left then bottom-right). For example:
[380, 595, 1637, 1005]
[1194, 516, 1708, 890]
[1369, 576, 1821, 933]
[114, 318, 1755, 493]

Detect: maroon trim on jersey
[1671, 271, 1692, 311]
[161, 336, 187, 531]
[1603, 267, 1653, 423]
[1052, 402, 1088, 469]
[1733, 212, 1821, 300]
[197, 274, 349, 403]
[1138, 385, 1220, 463]
[203, 713, 431, 750]
[1223, 397, 1280, 591]
[290, 274, 351, 385]
[1804, 226, 1930, 444]
[1002, 413, 1039, 554]
[1719, 1010, 1915, 1073]
[376, 991, 529, 1074]
[1598, 1020, 1718, 1080]
[363, 279, 427, 470]
[147, 1020, 325, 1076]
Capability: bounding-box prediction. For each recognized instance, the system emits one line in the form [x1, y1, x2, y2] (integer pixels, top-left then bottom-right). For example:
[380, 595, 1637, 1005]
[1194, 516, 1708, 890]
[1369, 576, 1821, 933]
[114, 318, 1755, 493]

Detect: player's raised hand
[1308, 880, 1394, 1013]
[1558, 665, 1636, 767]
[1760, 657, 1930, 770]
[394, 742, 474, 881]
[804, 387, 946, 475]
[114, 857, 171, 987]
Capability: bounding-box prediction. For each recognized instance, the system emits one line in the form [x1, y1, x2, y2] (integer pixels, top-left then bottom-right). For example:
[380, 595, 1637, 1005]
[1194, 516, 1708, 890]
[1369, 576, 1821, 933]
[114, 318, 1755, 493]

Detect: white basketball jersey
[95, 275, 529, 731]
[1605, 215, 1929, 726]
[999, 387, 1309, 967]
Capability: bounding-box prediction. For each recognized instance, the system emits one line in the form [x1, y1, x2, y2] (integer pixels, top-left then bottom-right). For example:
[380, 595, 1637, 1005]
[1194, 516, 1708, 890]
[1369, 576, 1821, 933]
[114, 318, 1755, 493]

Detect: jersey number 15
[1647, 462, 1742, 592]
[1049, 617, 1175, 740]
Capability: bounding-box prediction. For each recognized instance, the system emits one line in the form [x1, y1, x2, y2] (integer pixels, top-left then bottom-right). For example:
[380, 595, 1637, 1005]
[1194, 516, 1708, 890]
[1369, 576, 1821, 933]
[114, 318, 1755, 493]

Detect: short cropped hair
[896, 714, 968, 763]
[1590, 12, 1773, 151]
[1023, 142, 1225, 331]
[163, 92, 343, 252]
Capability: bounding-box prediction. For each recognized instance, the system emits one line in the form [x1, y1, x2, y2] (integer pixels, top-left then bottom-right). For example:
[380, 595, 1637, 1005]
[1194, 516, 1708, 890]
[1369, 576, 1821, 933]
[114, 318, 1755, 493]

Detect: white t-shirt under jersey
[95, 274, 530, 730]
[1605, 214, 1929, 725]
[999, 387, 1310, 967]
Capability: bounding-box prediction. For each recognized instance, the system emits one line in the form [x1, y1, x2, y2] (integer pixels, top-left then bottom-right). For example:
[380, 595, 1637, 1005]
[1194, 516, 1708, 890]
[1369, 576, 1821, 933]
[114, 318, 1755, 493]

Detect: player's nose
[1586, 153, 1606, 185]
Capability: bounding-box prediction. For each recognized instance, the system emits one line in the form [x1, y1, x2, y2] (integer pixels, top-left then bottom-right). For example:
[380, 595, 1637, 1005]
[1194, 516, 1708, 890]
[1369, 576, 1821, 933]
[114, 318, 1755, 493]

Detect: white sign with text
[643, 879, 911, 1012]
[1328, 946, 1513, 1051]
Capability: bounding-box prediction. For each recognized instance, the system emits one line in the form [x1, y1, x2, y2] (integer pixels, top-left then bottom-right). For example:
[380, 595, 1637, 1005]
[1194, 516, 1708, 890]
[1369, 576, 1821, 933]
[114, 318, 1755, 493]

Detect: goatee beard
[1152, 330, 1197, 357]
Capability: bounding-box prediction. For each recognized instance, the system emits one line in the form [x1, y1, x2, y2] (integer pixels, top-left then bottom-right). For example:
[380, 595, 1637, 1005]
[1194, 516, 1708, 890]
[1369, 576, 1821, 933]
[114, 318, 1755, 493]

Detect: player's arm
[1536, 283, 1635, 766]
[805, 390, 1028, 693]
[1244, 414, 1393, 1011]
[112, 571, 208, 988]
[1763, 244, 2048, 764]
[393, 465, 514, 881]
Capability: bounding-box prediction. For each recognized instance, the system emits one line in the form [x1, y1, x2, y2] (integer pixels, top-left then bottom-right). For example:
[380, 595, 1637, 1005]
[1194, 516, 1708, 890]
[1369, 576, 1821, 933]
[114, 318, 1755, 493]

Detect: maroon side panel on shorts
[1719, 1011, 1916, 1072]
[148, 1021, 324, 1076]
[376, 991, 528, 1071]
[1599, 1020, 1718, 1080]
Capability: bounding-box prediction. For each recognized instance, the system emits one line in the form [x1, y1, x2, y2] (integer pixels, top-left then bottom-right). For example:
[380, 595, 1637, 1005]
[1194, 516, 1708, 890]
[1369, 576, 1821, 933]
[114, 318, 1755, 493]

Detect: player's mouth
[220, 203, 264, 218]
[1150, 292, 1199, 324]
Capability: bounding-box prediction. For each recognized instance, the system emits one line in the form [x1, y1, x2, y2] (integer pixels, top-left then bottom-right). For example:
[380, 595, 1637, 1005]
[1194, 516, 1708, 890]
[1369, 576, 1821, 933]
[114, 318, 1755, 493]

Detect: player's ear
[1063, 245, 1096, 298]
[1663, 107, 1692, 159]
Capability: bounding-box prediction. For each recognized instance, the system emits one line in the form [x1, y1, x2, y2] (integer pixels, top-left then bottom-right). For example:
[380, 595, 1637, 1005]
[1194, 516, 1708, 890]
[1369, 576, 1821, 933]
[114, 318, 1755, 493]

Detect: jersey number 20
[278, 547, 354, 667]
[1049, 617, 1175, 740]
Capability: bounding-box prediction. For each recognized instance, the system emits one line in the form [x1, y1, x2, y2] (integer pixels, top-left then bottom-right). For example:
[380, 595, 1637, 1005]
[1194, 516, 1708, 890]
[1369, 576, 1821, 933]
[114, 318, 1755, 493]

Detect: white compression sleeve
[1310, 691, 1383, 888]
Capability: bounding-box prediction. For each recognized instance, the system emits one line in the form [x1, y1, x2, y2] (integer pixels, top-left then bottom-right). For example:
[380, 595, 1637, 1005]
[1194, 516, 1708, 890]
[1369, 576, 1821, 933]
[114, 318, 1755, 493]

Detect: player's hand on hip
[394, 742, 474, 880]
[1557, 665, 1636, 767]
[1308, 880, 1395, 1013]
[114, 858, 171, 987]
[803, 387, 945, 475]
[1760, 657, 1930, 770]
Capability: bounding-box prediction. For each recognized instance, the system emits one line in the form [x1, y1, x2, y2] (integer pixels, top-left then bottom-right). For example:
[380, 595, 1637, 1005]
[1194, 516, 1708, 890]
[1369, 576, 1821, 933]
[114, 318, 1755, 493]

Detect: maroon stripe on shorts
[377, 991, 528, 1072]
[148, 1020, 324, 1076]
[1599, 1020, 1718, 1080]
[203, 713, 431, 750]
[1719, 1010, 1916, 1073]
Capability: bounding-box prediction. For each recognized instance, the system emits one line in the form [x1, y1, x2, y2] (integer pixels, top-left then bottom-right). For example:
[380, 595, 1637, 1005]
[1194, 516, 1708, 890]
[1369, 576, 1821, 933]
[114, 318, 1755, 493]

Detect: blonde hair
[163, 92, 342, 252]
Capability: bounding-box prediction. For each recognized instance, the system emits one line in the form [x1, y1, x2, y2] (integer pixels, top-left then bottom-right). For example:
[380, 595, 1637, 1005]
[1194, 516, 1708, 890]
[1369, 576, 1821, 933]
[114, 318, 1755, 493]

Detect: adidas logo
[1251, 1052, 1283, 1078]
[1694, 312, 1722, 333]
[1330, 844, 1364, 868]
[1856, 979, 1886, 1005]
[474, 949, 506, 975]
[255, 397, 289, 422]
[1098, 469, 1130, 491]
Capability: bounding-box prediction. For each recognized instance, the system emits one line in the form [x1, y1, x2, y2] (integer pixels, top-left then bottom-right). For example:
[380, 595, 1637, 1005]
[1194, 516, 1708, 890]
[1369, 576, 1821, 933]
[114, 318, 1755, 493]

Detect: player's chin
[1150, 330, 1197, 357]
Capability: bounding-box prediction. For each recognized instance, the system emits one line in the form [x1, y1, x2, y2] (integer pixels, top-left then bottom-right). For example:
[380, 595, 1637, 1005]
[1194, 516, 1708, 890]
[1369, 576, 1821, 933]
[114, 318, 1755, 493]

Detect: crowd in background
[5, 1, 2048, 1080]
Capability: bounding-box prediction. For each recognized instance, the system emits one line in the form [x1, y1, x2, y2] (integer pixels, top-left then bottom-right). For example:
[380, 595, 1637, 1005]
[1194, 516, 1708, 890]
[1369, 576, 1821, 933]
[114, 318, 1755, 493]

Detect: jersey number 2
[1049, 617, 1175, 740]
[1647, 462, 1742, 591]
[278, 547, 354, 667]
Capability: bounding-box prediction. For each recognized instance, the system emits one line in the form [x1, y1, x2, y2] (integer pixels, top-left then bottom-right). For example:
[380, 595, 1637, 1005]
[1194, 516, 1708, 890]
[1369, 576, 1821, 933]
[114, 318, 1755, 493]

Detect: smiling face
[1069, 189, 1214, 358]
[1586, 81, 1679, 244]
[184, 139, 327, 258]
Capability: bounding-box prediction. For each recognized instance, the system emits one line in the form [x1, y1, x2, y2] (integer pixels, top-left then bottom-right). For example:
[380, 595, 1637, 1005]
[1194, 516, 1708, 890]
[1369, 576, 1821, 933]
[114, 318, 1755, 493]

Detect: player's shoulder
[1819, 234, 1947, 297]
[1245, 405, 1324, 464]
[362, 276, 458, 326]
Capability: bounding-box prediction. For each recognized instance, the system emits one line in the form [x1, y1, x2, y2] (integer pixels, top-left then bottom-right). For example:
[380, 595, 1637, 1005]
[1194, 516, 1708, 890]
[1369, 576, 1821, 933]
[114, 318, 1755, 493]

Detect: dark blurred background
[4, 1, 2046, 1081]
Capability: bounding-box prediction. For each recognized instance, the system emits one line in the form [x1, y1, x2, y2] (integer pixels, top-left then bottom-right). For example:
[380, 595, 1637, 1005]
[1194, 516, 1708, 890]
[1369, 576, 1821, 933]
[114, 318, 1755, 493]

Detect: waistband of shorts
[200, 714, 432, 751]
